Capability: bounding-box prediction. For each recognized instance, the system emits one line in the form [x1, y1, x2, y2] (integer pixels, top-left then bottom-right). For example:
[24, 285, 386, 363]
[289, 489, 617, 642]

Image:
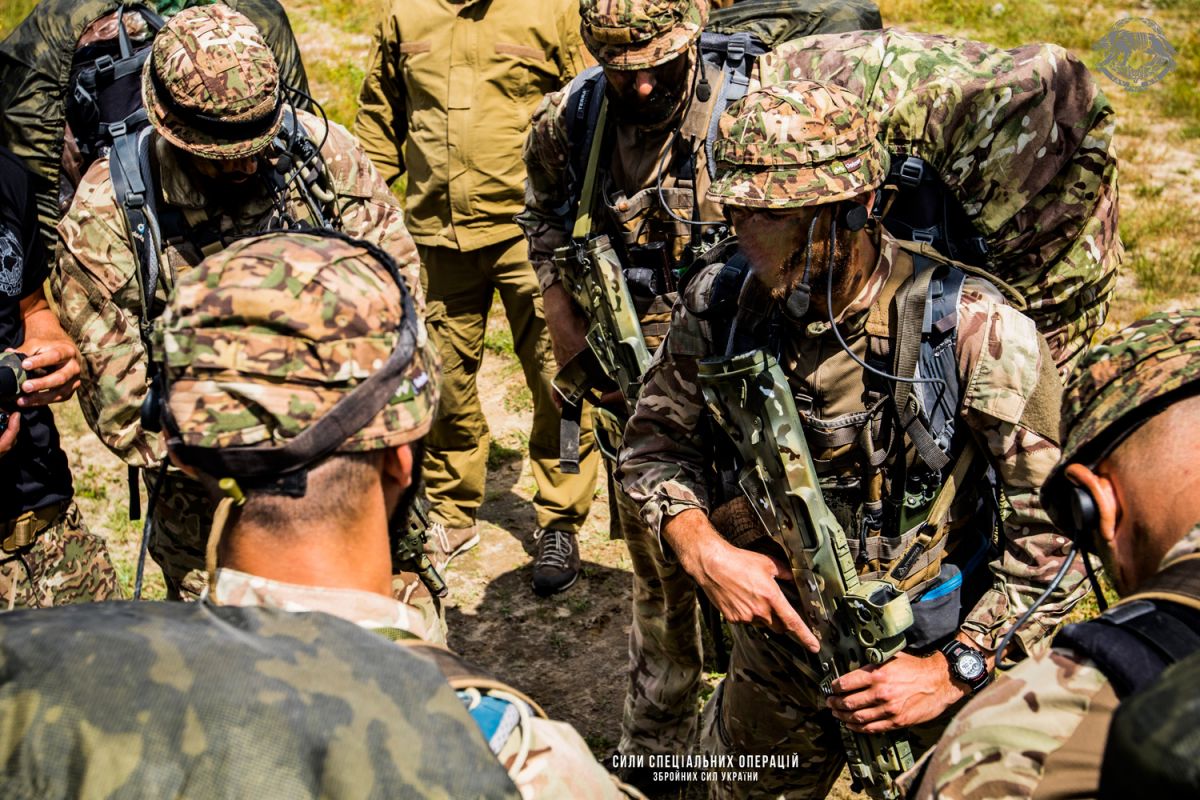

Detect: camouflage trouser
[0, 501, 120, 609]
[701, 622, 951, 799]
[613, 472, 704, 755]
[146, 469, 213, 601]
[418, 238, 599, 533]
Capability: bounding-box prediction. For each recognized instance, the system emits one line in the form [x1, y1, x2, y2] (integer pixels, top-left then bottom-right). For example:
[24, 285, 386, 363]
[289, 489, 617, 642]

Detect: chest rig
[698, 241, 1000, 646]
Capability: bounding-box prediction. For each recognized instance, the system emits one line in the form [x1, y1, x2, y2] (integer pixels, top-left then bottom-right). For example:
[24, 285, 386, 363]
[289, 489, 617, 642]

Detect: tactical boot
[425, 522, 480, 569]
[531, 528, 580, 596]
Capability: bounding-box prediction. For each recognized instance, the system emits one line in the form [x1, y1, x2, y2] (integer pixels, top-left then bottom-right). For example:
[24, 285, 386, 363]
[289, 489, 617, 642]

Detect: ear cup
[841, 202, 868, 232]
[1067, 485, 1099, 551]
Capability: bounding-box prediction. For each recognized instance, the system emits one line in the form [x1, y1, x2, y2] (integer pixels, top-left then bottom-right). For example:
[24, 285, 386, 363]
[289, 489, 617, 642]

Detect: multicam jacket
[355, 0, 590, 251]
[213, 568, 640, 800]
[51, 109, 421, 467]
[520, 58, 731, 354]
[901, 522, 1200, 799]
[616, 232, 1086, 655]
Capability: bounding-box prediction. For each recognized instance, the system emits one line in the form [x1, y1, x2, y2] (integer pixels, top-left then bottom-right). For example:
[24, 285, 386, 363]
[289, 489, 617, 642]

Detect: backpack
[759, 29, 1121, 373]
[64, 5, 164, 174]
[560, 0, 882, 233]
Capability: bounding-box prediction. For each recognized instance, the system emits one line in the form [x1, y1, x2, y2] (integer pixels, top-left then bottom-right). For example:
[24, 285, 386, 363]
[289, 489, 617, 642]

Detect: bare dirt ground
[22, 1, 1199, 798]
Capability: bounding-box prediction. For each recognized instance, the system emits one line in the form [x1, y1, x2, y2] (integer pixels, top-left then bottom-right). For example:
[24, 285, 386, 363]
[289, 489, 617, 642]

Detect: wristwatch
[941, 640, 992, 693]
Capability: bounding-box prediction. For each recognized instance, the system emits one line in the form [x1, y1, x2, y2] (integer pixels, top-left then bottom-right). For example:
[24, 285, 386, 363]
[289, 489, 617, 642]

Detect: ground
[2, 0, 1198, 797]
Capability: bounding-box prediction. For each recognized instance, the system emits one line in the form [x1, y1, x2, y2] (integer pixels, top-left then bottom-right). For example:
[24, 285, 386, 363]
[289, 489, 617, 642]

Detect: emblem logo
[1094, 17, 1176, 92]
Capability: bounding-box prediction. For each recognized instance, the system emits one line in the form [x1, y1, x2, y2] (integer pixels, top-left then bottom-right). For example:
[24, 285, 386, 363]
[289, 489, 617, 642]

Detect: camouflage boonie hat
[581, 0, 708, 71]
[1045, 309, 1200, 496]
[707, 80, 888, 209]
[159, 232, 438, 454]
[143, 4, 283, 160]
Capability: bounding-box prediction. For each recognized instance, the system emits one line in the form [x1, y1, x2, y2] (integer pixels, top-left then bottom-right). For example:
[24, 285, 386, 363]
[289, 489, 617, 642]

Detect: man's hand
[827, 648, 971, 733]
[542, 282, 590, 369]
[664, 508, 820, 652]
[12, 338, 81, 407]
[15, 289, 82, 407]
[0, 411, 19, 456]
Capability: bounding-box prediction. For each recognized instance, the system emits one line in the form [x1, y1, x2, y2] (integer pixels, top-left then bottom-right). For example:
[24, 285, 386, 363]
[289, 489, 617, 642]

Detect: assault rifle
[697, 349, 915, 800]
[551, 235, 652, 470]
[390, 488, 448, 599]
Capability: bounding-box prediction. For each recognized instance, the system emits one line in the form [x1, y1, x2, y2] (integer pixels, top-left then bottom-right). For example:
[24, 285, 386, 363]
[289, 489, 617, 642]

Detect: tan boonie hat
[143, 4, 284, 160]
[581, 0, 708, 71]
[159, 232, 438, 454]
[707, 80, 889, 209]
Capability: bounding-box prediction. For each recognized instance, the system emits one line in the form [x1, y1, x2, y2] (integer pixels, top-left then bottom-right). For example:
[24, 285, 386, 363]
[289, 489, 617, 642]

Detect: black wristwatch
[941, 640, 992, 694]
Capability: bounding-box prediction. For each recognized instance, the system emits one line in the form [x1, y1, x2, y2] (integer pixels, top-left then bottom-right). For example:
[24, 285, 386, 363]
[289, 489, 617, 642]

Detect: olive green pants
[419, 237, 598, 533]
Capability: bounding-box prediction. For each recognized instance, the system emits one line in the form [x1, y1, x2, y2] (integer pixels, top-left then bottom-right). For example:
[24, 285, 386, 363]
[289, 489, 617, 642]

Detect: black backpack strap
[561, 66, 607, 230]
[109, 124, 163, 344]
[1054, 595, 1200, 698]
[699, 31, 764, 180]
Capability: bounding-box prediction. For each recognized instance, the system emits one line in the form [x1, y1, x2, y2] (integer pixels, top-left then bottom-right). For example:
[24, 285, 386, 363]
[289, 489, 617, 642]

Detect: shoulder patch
[961, 299, 1043, 425]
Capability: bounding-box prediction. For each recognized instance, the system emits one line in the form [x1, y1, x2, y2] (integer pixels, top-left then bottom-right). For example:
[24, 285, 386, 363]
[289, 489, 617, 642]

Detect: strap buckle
[94, 54, 116, 77]
[897, 156, 925, 188]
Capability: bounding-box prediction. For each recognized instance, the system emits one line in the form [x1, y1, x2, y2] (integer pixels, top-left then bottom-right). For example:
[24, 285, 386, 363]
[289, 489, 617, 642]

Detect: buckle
[897, 156, 925, 188]
[95, 54, 116, 76]
[727, 32, 749, 62]
[911, 227, 937, 245]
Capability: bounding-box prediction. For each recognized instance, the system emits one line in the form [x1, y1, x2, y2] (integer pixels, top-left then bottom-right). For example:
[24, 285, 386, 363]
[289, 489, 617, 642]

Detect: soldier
[355, 0, 601, 594]
[0, 0, 311, 256]
[0, 231, 640, 800]
[616, 81, 1085, 798]
[903, 309, 1200, 800]
[52, 4, 421, 600]
[0, 144, 119, 609]
[520, 0, 716, 765]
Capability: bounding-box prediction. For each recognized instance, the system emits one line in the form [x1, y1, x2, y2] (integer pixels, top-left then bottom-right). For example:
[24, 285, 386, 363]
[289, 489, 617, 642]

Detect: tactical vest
[696, 240, 1003, 649]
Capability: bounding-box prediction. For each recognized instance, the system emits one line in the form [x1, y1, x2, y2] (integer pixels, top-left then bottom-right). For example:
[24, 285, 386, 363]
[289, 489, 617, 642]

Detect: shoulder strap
[563, 66, 607, 233]
[699, 31, 763, 180]
[109, 124, 163, 342]
[1055, 558, 1200, 697]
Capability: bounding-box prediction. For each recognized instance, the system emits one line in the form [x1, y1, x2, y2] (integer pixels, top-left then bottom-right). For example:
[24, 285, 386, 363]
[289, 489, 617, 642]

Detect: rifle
[697, 349, 915, 800]
[390, 488, 448, 599]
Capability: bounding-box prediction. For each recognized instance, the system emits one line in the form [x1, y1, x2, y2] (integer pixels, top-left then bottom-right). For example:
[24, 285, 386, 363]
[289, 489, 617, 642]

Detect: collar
[1159, 521, 1200, 571]
[209, 567, 433, 641]
[798, 229, 899, 338]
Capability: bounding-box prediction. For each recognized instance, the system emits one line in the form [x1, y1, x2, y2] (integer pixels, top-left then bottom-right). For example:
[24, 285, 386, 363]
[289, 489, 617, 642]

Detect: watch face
[956, 651, 987, 682]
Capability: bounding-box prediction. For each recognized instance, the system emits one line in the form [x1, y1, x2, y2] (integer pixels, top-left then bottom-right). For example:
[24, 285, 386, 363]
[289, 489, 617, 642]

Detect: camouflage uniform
[519, 0, 720, 757]
[50, 5, 421, 599]
[616, 83, 1084, 799]
[150, 230, 638, 799]
[902, 309, 1200, 800]
[0, 502, 120, 610]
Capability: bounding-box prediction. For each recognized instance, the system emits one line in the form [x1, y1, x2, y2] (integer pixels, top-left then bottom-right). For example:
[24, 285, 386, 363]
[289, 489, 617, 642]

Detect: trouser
[147, 469, 211, 601]
[701, 621, 952, 799]
[419, 237, 598, 532]
[612, 459, 704, 755]
[0, 501, 120, 609]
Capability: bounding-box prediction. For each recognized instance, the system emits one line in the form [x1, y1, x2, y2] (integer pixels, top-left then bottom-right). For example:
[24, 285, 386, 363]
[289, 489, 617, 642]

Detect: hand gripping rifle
[697, 349, 915, 799]
[552, 97, 652, 470]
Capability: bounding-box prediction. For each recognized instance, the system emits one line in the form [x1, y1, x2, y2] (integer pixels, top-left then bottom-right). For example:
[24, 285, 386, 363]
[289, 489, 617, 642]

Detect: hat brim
[143, 64, 283, 160]
[584, 21, 701, 70]
[707, 142, 888, 209]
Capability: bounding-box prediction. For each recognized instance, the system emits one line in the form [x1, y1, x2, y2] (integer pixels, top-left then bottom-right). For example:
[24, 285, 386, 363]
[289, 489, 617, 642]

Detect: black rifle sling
[891, 254, 951, 471]
[109, 125, 163, 349]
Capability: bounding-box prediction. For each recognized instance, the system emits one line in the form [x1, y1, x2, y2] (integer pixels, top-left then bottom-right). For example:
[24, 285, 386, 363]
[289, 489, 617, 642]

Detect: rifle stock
[697, 349, 915, 799]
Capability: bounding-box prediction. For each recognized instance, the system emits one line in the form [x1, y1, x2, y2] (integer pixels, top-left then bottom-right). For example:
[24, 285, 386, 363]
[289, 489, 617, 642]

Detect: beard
[769, 227, 855, 302]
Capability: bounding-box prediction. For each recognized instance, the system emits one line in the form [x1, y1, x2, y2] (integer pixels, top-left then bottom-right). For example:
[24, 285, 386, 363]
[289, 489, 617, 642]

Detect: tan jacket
[356, 0, 591, 251]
